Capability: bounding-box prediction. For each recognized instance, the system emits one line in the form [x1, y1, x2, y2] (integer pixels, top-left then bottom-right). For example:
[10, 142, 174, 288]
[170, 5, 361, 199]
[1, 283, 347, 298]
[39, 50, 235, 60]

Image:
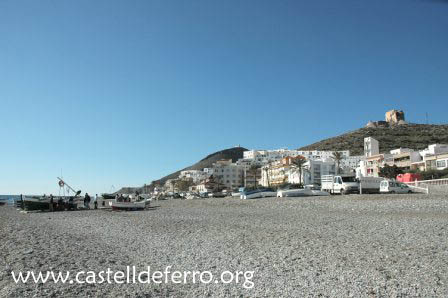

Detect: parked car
[380, 181, 413, 194]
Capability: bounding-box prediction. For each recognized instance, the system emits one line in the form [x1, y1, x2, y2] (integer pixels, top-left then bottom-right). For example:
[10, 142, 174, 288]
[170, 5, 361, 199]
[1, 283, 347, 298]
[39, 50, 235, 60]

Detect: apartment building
[212, 159, 244, 190]
[425, 152, 448, 171]
[179, 170, 210, 183]
[260, 157, 337, 186]
[243, 149, 352, 167]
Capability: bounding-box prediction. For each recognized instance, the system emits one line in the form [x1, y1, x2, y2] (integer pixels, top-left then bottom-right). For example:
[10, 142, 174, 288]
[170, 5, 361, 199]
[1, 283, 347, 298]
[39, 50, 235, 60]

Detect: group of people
[115, 192, 141, 202]
[45, 192, 145, 211]
[47, 194, 75, 212]
[83, 193, 98, 209]
[43, 193, 101, 212]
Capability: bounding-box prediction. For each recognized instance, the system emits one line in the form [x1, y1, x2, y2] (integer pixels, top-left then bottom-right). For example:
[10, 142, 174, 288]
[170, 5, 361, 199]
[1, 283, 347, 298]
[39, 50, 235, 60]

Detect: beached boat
[185, 193, 201, 200]
[23, 196, 80, 211]
[241, 188, 277, 200]
[277, 189, 330, 197]
[231, 191, 241, 197]
[109, 198, 149, 211]
[101, 193, 116, 200]
[23, 196, 49, 210]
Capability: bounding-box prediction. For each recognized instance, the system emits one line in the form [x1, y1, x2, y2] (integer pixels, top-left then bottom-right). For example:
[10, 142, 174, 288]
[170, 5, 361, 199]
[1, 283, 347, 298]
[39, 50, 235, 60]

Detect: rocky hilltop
[299, 124, 448, 156]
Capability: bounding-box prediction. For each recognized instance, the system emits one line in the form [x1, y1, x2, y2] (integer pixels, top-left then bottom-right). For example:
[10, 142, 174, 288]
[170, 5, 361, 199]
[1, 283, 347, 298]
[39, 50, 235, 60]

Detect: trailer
[359, 177, 385, 194]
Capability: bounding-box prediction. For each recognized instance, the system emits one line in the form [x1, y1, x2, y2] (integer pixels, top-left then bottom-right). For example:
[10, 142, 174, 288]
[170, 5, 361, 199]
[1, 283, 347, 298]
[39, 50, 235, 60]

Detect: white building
[390, 148, 414, 155]
[419, 144, 448, 158]
[203, 168, 214, 175]
[340, 155, 365, 170]
[179, 170, 209, 184]
[364, 137, 379, 157]
[242, 149, 351, 166]
[301, 159, 337, 185]
[212, 159, 244, 190]
[260, 157, 338, 187]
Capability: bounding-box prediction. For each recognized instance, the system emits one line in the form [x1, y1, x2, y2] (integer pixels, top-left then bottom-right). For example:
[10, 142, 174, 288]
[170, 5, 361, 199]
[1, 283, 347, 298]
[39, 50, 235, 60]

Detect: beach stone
[1, 194, 448, 296]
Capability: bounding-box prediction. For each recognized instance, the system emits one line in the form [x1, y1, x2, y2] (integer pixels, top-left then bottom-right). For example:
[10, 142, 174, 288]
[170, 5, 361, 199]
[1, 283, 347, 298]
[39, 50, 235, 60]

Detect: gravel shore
[2, 194, 448, 297]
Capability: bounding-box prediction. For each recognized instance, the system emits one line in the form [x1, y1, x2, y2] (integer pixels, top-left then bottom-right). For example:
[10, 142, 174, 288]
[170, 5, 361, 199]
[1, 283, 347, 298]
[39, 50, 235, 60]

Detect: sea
[0, 195, 21, 205]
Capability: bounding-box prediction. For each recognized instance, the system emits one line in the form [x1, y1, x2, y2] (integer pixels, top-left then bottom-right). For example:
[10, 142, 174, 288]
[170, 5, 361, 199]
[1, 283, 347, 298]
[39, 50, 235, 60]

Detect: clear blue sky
[1, 0, 447, 195]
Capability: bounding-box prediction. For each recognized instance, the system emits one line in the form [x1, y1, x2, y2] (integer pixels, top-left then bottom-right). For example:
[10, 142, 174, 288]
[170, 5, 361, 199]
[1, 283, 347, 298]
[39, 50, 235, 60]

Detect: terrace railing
[404, 178, 448, 194]
[405, 178, 448, 187]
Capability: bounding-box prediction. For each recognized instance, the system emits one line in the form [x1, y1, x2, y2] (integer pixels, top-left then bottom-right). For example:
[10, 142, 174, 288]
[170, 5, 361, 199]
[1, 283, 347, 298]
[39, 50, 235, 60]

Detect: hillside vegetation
[298, 124, 448, 156]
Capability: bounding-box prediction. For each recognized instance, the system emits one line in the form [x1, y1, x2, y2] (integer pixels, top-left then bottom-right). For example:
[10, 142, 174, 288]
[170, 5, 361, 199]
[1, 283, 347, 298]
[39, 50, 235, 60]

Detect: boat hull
[277, 189, 331, 197]
[109, 200, 147, 211]
[23, 197, 79, 211]
[241, 190, 277, 200]
[102, 193, 116, 200]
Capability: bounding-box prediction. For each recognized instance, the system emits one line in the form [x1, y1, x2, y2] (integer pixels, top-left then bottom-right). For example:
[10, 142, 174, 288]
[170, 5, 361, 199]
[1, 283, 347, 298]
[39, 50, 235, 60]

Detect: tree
[378, 164, 403, 179]
[331, 152, 344, 174]
[291, 156, 307, 188]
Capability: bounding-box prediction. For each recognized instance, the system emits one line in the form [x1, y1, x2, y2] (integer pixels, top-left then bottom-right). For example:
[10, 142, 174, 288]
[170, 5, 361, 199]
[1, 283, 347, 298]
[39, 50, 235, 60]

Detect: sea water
[0, 195, 21, 205]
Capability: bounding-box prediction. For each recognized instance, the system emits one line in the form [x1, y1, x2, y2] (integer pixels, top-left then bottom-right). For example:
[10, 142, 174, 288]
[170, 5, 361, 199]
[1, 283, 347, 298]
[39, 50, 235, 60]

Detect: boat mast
[57, 177, 80, 196]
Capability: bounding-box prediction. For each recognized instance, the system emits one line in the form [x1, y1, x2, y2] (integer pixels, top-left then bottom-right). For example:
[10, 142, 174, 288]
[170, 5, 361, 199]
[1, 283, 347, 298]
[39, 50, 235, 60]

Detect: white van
[380, 181, 412, 194]
[321, 175, 359, 195]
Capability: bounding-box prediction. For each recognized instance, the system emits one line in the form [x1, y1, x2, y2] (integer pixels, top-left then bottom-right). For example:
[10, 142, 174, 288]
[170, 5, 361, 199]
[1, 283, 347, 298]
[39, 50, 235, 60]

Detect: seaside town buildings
[166, 132, 448, 193]
[166, 148, 364, 192]
[358, 137, 448, 177]
[210, 159, 244, 190]
[179, 170, 209, 184]
[260, 157, 339, 187]
[160, 110, 448, 194]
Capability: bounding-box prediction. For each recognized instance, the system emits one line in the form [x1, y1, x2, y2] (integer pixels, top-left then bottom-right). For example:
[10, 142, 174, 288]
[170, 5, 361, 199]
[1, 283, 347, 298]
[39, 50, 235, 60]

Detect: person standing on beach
[94, 194, 98, 209]
[84, 193, 91, 209]
[49, 194, 54, 212]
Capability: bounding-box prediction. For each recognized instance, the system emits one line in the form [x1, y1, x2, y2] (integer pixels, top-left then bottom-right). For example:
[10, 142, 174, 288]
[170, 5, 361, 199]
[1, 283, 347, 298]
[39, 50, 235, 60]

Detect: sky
[1, 0, 447, 195]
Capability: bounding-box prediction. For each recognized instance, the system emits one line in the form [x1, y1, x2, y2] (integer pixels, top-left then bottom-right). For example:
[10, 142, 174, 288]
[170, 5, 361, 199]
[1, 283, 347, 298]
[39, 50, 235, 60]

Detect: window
[436, 160, 447, 168]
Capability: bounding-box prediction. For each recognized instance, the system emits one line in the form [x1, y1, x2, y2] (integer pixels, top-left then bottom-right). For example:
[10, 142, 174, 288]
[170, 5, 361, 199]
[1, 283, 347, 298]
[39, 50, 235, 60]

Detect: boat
[241, 188, 277, 200]
[231, 191, 241, 197]
[109, 196, 150, 211]
[101, 193, 116, 200]
[23, 195, 80, 211]
[22, 177, 83, 211]
[185, 193, 201, 200]
[277, 189, 313, 197]
[277, 189, 330, 197]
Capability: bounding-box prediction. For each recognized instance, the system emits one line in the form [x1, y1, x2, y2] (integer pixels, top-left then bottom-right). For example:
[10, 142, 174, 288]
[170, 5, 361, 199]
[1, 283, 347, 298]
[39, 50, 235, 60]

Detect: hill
[152, 146, 248, 186]
[298, 124, 448, 156]
[114, 147, 248, 194]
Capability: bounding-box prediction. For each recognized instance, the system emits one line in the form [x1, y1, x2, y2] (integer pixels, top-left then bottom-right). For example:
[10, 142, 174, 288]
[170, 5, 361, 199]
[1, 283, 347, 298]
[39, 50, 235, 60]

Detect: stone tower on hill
[385, 109, 405, 125]
[366, 109, 407, 128]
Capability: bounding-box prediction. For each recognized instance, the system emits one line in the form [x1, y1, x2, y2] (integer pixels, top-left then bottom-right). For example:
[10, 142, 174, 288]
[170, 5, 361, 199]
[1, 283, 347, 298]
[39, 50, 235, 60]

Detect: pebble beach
[2, 194, 448, 297]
